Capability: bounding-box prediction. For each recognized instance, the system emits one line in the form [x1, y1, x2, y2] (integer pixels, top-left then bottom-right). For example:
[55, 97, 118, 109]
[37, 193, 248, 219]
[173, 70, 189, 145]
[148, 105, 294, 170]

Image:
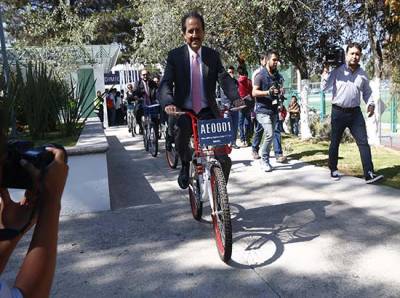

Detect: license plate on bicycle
[198, 118, 234, 146]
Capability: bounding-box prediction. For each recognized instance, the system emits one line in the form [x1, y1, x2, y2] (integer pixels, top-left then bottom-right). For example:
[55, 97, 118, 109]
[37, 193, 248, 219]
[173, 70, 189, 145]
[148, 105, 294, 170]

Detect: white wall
[61, 153, 110, 215]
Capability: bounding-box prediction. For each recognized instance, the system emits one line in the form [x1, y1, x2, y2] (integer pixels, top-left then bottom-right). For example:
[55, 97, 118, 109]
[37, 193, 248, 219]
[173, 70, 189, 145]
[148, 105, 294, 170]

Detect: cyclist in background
[133, 69, 158, 134]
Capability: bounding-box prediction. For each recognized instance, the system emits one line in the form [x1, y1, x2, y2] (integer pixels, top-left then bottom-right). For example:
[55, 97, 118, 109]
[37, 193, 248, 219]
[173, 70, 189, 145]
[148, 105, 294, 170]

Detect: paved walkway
[5, 125, 400, 297]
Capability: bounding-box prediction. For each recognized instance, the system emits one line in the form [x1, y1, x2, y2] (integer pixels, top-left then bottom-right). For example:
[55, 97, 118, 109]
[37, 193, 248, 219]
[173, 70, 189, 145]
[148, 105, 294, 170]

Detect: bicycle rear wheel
[143, 123, 149, 151]
[188, 162, 202, 220]
[133, 119, 139, 135]
[210, 164, 232, 262]
[149, 123, 158, 157]
[166, 141, 179, 169]
[131, 115, 137, 137]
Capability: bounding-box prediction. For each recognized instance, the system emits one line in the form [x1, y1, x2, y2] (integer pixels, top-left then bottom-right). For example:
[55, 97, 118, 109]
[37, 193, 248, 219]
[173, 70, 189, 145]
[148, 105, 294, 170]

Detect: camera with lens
[323, 45, 345, 67]
[270, 82, 284, 107]
[0, 140, 66, 189]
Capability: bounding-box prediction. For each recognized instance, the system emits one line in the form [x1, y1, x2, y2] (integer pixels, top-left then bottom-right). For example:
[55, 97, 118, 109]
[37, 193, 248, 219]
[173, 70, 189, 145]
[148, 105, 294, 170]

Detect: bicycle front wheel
[131, 115, 137, 137]
[188, 162, 202, 220]
[166, 141, 179, 169]
[143, 123, 149, 151]
[149, 123, 158, 157]
[210, 164, 232, 263]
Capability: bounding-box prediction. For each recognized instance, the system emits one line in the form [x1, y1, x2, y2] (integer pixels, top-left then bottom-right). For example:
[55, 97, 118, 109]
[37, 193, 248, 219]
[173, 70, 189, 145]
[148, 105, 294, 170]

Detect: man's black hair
[259, 50, 279, 62]
[266, 50, 279, 60]
[346, 42, 362, 53]
[237, 65, 247, 76]
[228, 65, 235, 71]
[181, 11, 205, 33]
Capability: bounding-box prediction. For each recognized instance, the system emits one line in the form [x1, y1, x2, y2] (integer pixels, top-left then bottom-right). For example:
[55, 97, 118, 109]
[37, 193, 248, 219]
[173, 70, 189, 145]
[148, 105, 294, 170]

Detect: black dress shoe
[178, 163, 190, 189]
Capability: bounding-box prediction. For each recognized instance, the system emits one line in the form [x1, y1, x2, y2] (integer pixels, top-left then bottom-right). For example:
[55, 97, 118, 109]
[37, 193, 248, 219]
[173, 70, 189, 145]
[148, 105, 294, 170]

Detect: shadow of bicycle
[228, 200, 331, 268]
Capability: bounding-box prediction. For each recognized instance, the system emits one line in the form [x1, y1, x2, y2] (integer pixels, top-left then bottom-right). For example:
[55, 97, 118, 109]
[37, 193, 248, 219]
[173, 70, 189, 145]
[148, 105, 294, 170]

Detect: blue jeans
[238, 109, 251, 142]
[329, 106, 374, 177]
[273, 117, 283, 155]
[252, 120, 264, 152]
[252, 114, 282, 155]
[229, 110, 239, 144]
[256, 113, 276, 162]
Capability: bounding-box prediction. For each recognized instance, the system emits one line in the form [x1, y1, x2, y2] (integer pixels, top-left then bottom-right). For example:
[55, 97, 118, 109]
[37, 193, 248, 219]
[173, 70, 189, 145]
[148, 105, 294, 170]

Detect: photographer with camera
[0, 115, 68, 297]
[321, 41, 383, 184]
[252, 50, 285, 172]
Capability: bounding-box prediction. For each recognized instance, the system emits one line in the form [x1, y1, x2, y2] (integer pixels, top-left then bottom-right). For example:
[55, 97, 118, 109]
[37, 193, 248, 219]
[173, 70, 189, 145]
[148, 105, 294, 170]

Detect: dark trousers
[107, 107, 116, 126]
[96, 104, 104, 123]
[273, 117, 283, 155]
[277, 120, 285, 133]
[290, 117, 299, 135]
[135, 106, 144, 131]
[167, 114, 177, 139]
[252, 119, 264, 152]
[229, 110, 239, 145]
[329, 106, 374, 177]
[175, 108, 232, 181]
[239, 109, 252, 142]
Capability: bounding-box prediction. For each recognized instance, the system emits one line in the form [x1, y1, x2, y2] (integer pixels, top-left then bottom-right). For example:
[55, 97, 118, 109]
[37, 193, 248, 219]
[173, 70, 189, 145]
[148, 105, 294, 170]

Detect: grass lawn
[283, 134, 400, 189]
[32, 134, 80, 147]
[13, 123, 82, 148]
[16, 131, 80, 148]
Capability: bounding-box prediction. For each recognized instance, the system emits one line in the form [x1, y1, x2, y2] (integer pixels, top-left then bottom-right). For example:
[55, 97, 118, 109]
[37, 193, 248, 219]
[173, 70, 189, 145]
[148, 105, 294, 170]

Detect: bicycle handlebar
[168, 105, 247, 116]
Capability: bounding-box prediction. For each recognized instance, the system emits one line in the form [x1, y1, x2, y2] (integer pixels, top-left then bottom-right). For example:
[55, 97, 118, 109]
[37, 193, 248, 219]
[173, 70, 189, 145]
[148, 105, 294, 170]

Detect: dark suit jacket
[158, 45, 239, 118]
[133, 79, 158, 104]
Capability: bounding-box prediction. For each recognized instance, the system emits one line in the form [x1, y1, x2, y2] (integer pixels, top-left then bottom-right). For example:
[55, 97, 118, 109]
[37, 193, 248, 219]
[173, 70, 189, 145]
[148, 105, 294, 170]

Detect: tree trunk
[296, 70, 313, 140]
[365, 3, 383, 79]
[365, 2, 384, 145]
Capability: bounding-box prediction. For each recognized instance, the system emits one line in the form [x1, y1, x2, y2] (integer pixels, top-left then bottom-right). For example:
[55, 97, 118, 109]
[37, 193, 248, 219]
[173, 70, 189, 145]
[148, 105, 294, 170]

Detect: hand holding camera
[323, 45, 345, 68]
[1, 141, 67, 190]
[268, 85, 280, 96]
[322, 63, 330, 75]
[0, 144, 68, 239]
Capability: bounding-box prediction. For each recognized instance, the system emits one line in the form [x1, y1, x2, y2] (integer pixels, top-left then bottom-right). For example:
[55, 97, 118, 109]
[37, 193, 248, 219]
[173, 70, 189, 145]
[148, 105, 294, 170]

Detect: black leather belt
[332, 104, 360, 113]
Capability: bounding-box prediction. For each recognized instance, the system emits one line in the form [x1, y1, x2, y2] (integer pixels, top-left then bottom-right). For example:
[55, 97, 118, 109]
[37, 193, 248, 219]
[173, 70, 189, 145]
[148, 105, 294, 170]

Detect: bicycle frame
[142, 104, 161, 131]
[184, 112, 231, 212]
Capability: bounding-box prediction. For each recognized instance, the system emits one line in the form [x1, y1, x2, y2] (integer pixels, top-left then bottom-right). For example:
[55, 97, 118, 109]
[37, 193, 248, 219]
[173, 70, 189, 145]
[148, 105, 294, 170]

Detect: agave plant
[56, 73, 97, 137]
[18, 62, 62, 138]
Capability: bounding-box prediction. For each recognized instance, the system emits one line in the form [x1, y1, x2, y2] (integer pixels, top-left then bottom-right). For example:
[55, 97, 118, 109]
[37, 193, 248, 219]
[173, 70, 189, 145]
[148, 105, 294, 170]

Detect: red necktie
[192, 54, 202, 114]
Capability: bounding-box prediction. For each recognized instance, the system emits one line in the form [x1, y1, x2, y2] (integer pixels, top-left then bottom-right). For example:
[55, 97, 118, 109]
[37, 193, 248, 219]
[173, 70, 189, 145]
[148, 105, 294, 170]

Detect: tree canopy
[1, 0, 399, 84]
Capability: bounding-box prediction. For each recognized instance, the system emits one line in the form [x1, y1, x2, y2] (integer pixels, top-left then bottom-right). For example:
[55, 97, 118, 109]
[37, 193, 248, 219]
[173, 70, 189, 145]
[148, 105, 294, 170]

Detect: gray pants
[256, 113, 276, 163]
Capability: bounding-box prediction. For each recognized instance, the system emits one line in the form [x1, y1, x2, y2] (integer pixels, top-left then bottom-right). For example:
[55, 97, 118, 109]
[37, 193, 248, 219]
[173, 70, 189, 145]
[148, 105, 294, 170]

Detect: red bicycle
[172, 105, 245, 262]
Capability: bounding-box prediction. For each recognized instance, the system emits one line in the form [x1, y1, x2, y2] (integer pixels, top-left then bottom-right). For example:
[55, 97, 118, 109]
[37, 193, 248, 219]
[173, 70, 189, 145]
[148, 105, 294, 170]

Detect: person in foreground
[158, 11, 241, 189]
[0, 115, 69, 297]
[321, 41, 384, 184]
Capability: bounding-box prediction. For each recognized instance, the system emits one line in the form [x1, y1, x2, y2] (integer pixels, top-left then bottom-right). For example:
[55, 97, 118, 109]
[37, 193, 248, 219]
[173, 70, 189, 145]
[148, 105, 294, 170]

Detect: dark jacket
[133, 79, 158, 105]
[158, 45, 239, 118]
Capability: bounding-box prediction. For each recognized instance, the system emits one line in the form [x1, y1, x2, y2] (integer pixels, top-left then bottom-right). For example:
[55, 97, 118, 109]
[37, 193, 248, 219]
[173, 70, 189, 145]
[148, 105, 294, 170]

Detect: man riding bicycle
[133, 69, 158, 134]
[158, 11, 242, 190]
